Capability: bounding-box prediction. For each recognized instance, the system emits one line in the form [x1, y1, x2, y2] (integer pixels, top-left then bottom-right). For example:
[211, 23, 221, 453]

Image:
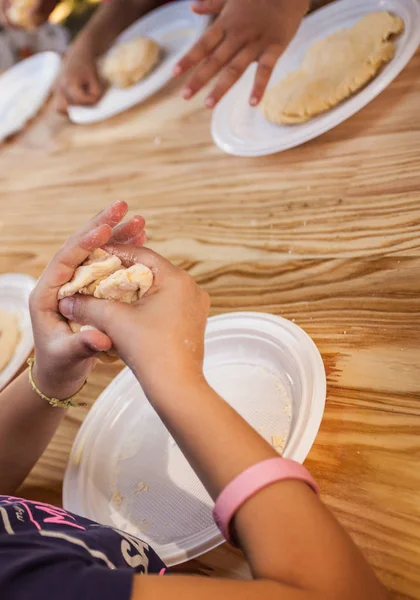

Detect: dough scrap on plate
[101, 36, 161, 88]
[261, 11, 404, 125]
[0, 309, 20, 372]
[58, 249, 153, 362]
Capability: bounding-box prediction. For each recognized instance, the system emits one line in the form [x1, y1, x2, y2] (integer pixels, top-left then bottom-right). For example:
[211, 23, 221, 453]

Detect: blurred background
[0, 0, 99, 71]
[0, 0, 330, 72]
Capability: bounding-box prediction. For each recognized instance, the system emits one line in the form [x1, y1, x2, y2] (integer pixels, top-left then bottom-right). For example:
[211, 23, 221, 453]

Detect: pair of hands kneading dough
[58, 249, 153, 362]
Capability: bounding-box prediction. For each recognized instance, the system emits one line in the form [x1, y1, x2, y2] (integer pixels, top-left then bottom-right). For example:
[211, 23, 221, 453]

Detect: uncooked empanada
[261, 11, 404, 125]
[101, 36, 160, 88]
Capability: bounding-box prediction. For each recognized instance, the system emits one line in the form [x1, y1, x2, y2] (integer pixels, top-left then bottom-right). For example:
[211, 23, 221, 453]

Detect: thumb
[64, 328, 113, 360]
[59, 295, 114, 336]
[190, 0, 225, 15]
[54, 87, 69, 115]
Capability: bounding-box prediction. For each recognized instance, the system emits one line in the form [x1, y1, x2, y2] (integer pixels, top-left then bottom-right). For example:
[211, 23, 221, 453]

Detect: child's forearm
[71, 0, 164, 59]
[0, 370, 67, 495]
[137, 375, 387, 599]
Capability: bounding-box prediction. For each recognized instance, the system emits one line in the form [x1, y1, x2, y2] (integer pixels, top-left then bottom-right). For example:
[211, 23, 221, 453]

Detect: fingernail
[183, 87, 193, 100]
[132, 231, 147, 245]
[205, 97, 215, 108]
[59, 297, 75, 319]
[173, 65, 182, 76]
[86, 341, 101, 352]
[250, 96, 258, 106]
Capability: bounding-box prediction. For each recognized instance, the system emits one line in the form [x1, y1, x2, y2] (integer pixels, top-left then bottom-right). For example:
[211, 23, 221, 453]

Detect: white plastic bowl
[64, 312, 326, 566]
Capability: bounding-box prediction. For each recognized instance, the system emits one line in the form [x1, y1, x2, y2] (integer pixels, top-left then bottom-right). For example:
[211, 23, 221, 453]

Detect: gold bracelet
[27, 358, 88, 408]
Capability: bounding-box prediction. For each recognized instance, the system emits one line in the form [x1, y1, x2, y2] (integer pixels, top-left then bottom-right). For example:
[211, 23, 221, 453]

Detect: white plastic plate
[64, 312, 326, 566]
[69, 1, 210, 125]
[0, 52, 61, 142]
[0, 274, 36, 391]
[212, 0, 420, 156]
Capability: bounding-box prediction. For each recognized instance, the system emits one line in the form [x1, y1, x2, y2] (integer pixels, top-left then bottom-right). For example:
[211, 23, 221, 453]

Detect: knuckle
[258, 62, 273, 74]
[69, 296, 85, 322]
[204, 54, 222, 70]
[200, 288, 210, 309]
[28, 289, 38, 313]
[225, 63, 242, 79]
[177, 271, 196, 295]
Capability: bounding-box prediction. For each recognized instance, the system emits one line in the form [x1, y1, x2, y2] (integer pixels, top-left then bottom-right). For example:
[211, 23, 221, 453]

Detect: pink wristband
[213, 457, 319, 545]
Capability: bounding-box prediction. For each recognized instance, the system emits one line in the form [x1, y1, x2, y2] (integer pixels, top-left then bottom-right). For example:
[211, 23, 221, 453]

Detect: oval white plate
[64, 312, 326, 566]
[212, 0, 420, 156]
[0, 52, 61, 142]
[69, 1, 210, 125]
[0, 274, 36, 391]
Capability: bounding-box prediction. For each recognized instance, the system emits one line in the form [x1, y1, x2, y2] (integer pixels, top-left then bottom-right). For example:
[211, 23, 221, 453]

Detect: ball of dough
[58, 249, 153, 363]
[101, 36, 161, 88]
[7, 0, 37, 29]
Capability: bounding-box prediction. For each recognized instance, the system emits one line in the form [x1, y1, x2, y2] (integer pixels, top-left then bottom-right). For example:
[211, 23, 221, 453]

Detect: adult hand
[174, 0, 309, 107]
[54, 44, 105, 113]
[59, 246, 210, 397]
[29, 201, 147, 400]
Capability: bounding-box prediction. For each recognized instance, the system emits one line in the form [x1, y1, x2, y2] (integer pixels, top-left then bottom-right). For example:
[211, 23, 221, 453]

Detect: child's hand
[174, 0, 309, 107]
[54, 44, 105, 114]
[29, 201, 146, 400]
[59, 246, 210, 397]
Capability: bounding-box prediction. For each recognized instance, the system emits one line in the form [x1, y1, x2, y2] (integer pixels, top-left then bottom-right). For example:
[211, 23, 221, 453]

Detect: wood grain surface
[1, 43, 420, 600]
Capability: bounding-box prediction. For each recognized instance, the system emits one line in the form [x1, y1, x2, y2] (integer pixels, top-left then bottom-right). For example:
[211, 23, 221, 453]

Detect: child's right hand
[175, 0, 309, 107]
[59, 246, 210, 396]
[54, 44, 105, 113]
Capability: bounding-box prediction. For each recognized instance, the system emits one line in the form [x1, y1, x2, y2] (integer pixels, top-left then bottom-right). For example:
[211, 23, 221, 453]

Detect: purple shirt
[0, 495, 166, 600]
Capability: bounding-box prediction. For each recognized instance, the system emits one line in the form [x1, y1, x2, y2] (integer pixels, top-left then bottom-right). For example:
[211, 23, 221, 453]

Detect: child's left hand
[29, 201, 146, 401]
[174, 0, 309, 107]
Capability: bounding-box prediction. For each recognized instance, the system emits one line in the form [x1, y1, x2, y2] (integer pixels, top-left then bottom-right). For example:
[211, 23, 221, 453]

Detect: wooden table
[1, 48, 420, 599]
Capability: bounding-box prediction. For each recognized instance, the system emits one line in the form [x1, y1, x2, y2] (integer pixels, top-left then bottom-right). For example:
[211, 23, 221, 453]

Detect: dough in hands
[94, 264, 153, 304]
[0, 309, 20, 372]
[58, 249, 122, 300]
[261, 11, 404, 125]
[7, 0, 38, 29]
[58, 249, 153, 362]
[101, 36, 161, 88]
